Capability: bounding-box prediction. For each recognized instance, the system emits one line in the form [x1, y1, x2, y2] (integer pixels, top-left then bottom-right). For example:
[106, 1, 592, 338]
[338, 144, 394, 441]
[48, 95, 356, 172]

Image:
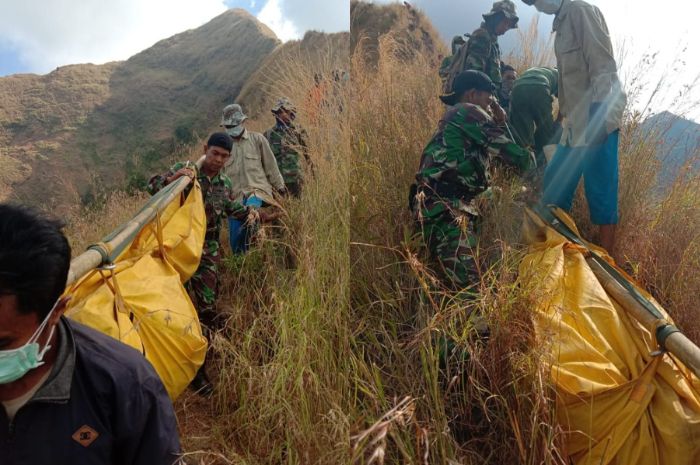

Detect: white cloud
[277, 0, 349, 35]
[257, 0, 349, 41]
[0, 0, 349, 75]
[0, 0, 228, 74]
[258, 0, 300, 41]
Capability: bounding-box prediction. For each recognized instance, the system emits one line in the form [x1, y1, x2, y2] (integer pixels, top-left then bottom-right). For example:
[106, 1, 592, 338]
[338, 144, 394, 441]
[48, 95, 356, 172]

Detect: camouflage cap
[221, 104, 248, 126]
[483, 0, 519, 26]
[271, 97, 297, 114]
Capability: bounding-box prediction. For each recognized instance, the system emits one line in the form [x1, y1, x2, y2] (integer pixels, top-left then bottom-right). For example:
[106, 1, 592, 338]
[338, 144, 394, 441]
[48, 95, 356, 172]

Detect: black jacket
[0, 318, 181, 465]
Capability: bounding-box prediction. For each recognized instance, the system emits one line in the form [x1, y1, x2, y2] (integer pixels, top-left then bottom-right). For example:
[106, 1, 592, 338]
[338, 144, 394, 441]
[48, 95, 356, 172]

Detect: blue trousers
[228, 195, 263, 254]
[541, 131, 619, 225]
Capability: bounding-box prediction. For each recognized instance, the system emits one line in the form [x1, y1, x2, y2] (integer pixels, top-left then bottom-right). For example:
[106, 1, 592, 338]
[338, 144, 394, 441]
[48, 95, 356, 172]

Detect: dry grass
[502, 15, 556, 72]
[349, 23, 565, 462]
[55, 3, 700, 464]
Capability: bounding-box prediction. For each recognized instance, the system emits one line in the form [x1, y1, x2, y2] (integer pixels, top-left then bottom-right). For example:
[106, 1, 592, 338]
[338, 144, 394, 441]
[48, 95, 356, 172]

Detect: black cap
[207, 132, 233, 152]
[440, 70, 496, 106]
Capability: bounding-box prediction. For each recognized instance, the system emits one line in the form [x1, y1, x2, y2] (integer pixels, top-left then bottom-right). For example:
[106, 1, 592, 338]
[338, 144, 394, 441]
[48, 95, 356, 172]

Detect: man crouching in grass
[148, 132, 278, 395]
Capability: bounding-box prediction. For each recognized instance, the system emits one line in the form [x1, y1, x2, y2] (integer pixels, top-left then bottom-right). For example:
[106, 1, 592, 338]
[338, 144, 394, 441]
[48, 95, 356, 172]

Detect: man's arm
[119, 376, 182, 465]
[224, 180, 249, 220]
[146, 162, 186, 195]
[257, 134, 286, 191]
[575, 4, 618, 102]
[484, 122, 535, 173]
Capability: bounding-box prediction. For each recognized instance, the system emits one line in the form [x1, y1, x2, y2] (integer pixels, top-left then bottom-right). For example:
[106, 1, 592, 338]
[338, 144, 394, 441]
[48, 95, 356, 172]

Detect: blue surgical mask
[0, 302, 58, 385]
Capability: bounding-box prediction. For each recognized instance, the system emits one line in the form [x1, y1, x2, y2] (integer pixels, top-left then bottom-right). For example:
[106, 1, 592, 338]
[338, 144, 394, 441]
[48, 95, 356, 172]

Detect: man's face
[224, 121, 246, 138]
[275, 109, 293, 125]
[203, 145, 231, 173]
[0, 294, 42, 353]
[503, 70, 517, 83]
[464, 89, 493, 110]
[495, 18, 515, 35]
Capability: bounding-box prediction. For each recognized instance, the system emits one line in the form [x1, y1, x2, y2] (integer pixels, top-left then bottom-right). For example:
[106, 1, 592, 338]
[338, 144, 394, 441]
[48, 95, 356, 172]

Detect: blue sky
[0, 41, 24, 76]
[0, 0, 348, 77]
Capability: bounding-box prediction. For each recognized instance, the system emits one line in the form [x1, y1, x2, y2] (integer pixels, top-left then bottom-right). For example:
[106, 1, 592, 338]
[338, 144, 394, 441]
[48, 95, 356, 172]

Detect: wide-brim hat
[483, 0, 519, 27]
[221, 103, 248, 126]
[271, 97, 297, 114]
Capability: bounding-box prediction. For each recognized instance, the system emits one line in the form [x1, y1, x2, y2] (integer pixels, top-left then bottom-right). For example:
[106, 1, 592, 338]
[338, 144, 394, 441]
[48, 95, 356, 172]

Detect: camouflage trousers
[186, 243, 222, 334]
[417, 203, 480, 291]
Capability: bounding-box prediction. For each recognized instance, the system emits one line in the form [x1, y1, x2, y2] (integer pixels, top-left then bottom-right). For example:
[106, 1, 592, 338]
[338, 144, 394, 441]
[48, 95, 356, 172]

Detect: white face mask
[534, 0, 562, 14]
[226, 125, 245, 138]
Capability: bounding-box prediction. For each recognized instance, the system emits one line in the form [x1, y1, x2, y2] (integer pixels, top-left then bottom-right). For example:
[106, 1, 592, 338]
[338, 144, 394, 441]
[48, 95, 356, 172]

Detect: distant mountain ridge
[0, 9, 280, 208]
[642, 111, 700, 185]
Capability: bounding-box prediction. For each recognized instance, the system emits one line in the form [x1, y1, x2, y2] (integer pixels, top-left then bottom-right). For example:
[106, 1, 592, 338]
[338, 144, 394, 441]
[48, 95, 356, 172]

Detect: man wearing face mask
[220, 103, 286, 253]
[0, 204, 181, 464]
[412, 71, 535, 292]
[264, 97, 312, 198]
[521, 0, 627, 255]
[443, 1, 519, 97]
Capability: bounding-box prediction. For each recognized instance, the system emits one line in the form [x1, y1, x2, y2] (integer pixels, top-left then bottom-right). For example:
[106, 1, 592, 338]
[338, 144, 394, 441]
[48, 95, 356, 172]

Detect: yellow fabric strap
[155, 211, 171, 267]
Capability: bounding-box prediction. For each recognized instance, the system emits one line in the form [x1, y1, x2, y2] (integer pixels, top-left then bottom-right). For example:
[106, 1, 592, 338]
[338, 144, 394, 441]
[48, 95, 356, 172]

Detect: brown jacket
[223, 129, 285, 203]
[554, 0, 626, 147]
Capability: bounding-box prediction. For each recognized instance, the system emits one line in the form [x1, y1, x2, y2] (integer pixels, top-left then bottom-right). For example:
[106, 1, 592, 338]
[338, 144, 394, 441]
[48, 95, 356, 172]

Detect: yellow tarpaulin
[65, 182, 208, 400]
[521, 209, 700, 465]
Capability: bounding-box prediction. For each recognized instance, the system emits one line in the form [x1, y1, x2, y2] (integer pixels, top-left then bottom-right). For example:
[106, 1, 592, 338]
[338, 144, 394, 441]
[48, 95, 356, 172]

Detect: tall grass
[172, 43, 353, 465]
[56, 6, 700, 465]
[349, 28, 564, 463]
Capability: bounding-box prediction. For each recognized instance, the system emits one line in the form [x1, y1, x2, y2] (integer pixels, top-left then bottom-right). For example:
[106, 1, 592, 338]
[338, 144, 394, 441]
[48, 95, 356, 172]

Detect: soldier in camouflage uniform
[148, 133, 273, 394]
[413, 71, 534, 291]
[439, 35, 467, 87]
[263, 97, 312, 197]
[443, 0, 519, 95]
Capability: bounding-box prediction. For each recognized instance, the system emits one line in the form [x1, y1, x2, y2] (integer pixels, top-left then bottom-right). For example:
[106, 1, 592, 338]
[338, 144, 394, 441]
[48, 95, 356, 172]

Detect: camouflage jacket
[442, 26, 501, 94]
[439, 55, 453, 84]
[263, 123, 311, 186]
[464, 27, 502, 86]
[414, 103, 533, 217]
[147, 161, 248, 245]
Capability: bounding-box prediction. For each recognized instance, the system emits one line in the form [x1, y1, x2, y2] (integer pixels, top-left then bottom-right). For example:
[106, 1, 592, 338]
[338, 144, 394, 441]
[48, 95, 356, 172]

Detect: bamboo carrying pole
[66, 157, 205, 286]
[587, 259, 700, 378]
[529, 206, 700, 380]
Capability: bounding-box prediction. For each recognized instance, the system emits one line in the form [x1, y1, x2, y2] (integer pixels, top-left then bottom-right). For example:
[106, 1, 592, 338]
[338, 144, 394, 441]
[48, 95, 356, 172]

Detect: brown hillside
[236, 30, 350, 121]
[351, 0, 445, 68]
[1, 9, 279, 208]
[0, 63, 118, 201]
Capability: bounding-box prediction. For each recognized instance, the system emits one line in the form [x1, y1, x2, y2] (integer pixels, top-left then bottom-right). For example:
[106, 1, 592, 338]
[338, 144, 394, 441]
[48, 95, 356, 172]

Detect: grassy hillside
[237, 30, 350, 120]
[351, 0, 444, 67]
[0, 63, 118, 201]
[54, 1, 700, 464]
[1, 9, 279, 209]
